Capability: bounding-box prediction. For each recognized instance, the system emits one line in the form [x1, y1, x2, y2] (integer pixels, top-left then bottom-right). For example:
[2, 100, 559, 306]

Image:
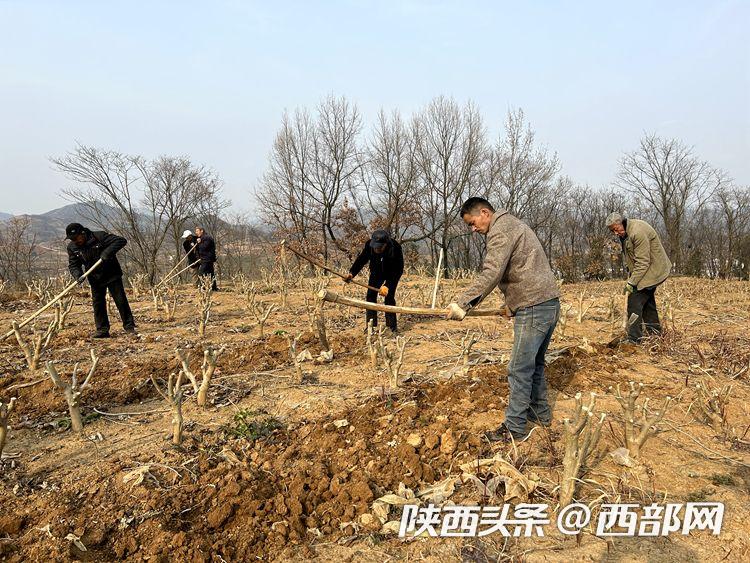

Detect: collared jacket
[67, 230, 127, 287]
[621, 219, 671, 290]
[350, 238, 404, 288]
[457, 209, 560, 313]
[196, 235, 216, 264]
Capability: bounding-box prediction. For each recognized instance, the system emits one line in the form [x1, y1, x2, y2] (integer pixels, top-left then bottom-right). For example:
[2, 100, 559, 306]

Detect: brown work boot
[483, 423, 530, 444]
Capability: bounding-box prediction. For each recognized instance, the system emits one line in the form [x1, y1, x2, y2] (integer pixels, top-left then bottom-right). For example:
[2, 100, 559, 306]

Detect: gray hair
[605, 212, 623, 227]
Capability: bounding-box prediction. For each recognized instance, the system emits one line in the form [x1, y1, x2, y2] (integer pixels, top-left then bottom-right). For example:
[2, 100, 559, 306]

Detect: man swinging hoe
[445, 198, 561, 444]
[66, 222, 136, 338]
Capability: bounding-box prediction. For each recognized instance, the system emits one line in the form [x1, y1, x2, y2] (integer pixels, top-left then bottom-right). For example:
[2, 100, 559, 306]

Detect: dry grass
[0, 275, 748, 560]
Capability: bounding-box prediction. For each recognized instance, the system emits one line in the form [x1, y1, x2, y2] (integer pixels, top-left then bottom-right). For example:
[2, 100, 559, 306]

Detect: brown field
[1, 274, 749, 562]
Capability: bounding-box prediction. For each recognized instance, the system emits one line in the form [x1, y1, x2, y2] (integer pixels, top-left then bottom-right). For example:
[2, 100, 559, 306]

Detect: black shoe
[389, 327, 399, 334]
[124, 326, 137, 334]
[484, 423, 529, 444]
[93, 330, 110, 339]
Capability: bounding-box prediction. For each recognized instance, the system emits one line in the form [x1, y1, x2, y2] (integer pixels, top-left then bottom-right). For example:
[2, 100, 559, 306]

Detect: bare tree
[482, 108, 564, 261]
[559, 393, 605, 507]
[616, 135, 727, 270]
[53, 145, 227, 283]
[0, 216, 38, 284]
[147, 156, 226, 271]
[151, 372, 185, 445]
[610, 382, 672, 458]
[254, 99, 745, 282]
[176, 346, 225, 408]
[362, 109, 421, 240]
[487, 108, 561, 227]
[256, 109, 317, 250]
[53, 145, 152, 275]
[413, 97, 486, 275]
[714, 185, 750, 278]
[257, 96, 363, 262]
[554, 185, 630, 281]
[305, 96, 363, 260]
[219, 212, 272, 277]
[13, 320, 57, 371]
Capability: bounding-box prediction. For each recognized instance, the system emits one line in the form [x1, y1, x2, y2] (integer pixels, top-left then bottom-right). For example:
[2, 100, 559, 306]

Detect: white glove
[445, 303, 467, 321]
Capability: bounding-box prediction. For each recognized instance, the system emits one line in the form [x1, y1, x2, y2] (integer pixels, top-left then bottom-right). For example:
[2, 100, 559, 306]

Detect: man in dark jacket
[194, 227, 218, 290]
[345, 229, 404, 333]
[66, 223, 136, 338]
[181, 230, 200, 283]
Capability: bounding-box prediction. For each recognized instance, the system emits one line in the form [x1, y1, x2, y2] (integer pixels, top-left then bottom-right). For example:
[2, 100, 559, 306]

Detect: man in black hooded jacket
[66, 223, 136, 338]
[345, 230, 404, 332]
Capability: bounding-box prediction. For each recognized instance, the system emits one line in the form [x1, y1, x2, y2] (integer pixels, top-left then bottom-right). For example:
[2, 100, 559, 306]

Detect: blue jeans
[504, 298, 560, 437]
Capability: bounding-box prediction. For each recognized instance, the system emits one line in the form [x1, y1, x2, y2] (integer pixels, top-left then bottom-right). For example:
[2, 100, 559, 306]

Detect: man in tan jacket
[605, 212, 671, 343]
[446, 198, 560, 443]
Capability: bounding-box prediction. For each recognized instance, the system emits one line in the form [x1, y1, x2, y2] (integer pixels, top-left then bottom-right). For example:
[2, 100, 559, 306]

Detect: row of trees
[256, 95, 748, 280]
[1, 96, 745, 285]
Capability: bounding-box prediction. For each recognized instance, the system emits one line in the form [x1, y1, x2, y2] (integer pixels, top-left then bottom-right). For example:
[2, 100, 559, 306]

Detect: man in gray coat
[606, 212, 671, 343]
[446, 198, 560, 443]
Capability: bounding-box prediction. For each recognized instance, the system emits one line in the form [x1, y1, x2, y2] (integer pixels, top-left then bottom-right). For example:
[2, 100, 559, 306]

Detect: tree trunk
[172, 404, 183, 445]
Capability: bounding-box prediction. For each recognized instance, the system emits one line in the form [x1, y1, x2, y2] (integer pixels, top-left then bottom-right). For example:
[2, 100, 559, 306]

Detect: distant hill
[0, 203, 251, 244]
[0, 202, 121, 242]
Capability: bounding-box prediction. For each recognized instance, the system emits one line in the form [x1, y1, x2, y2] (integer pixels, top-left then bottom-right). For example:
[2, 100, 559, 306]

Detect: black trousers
[626, 285, 661, 342]
[198, 261, 218, 290]
[91, 277, 135, 332]
[365, 279, 398, 330]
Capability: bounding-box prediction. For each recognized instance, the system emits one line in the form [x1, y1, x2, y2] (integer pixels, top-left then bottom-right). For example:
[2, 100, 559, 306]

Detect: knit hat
[605, 212, 623, 227]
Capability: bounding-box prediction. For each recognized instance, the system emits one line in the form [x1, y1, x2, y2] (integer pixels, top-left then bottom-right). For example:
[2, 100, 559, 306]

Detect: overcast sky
[1, 0, 748, 215]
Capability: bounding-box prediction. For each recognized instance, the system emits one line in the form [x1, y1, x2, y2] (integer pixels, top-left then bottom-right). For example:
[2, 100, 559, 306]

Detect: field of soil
[1, 272, 750, 561]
